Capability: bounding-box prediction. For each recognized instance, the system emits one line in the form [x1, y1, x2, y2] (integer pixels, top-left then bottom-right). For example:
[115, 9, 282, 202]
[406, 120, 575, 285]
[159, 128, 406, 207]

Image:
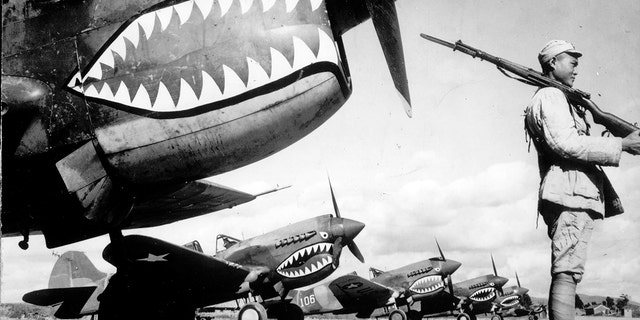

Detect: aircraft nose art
[500, 295, 521, 308]
[408, 275, 445, 295]
[276, 242, 333, 279]
[69, 0, 340, 118]
[469, 287, 496, 302]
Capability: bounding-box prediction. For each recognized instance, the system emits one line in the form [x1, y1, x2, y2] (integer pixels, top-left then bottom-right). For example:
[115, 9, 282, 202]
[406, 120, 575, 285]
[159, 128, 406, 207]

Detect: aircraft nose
[341, 218, 365, 240]
[496, 276, 509, 287]
[515, 287, 529, 296]
[442, 259, 462, 275]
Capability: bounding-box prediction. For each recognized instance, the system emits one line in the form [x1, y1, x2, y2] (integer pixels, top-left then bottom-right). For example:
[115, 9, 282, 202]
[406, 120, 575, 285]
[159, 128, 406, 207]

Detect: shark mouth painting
[409, 275, 445, 295]
[469, 287, 497, 302]
[276, 242, 333, 278]
[68, 0, 341, 118]
[500, 295, 521, 308]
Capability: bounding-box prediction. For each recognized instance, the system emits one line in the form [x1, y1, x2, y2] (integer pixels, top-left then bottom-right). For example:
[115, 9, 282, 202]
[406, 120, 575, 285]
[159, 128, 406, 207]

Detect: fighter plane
[289, 240, 462, 320]
[415, 255, 510, 320]
[467, 257, 530, 320]
[1, 0, 411, 250]
[24, 186, 365, 320]
[490, 273, 545, 320]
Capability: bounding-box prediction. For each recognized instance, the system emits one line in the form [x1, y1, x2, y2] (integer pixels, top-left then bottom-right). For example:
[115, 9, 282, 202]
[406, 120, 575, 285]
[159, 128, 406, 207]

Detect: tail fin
[49, 251, 106, 288]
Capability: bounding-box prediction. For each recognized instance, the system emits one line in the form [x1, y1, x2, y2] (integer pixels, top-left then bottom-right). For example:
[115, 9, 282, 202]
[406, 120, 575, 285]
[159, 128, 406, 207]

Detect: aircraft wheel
[390, 309, 408, 320]
[407, 310, 422, 320]
[491, 315, 503, 320]
[456, 313, 471, 320]
[239, 302, 268, 320]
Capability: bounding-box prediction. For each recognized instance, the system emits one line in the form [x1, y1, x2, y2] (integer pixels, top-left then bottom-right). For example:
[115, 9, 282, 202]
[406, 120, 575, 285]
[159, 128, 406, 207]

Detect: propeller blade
[332, 237, 343, 268]
[327, 176, 341, 218]
[516, 271, 521, 288]
[435, 237, 445, 260]
[447, 274, 454, 296]
[348, 242, 365, 263]
[364, 0, 412, 117]
[491, 254, 498, 276]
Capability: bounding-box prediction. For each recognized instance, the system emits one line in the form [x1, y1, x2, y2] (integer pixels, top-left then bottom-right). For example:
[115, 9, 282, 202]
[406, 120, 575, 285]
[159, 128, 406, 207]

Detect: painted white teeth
[114, 81, 131, 104]
[137, 13, 156, 40]
[156, 7, 174, 31]
[317, 28, 338, 64]
[110, 37, 127, 62]
[292, 36, 316, 70]
[132, 84, 152, 109]
[97, 83, 114, 100]
[70, 0, 338, 113]
[85, 62, 103, 81]
[222, 65, 246, 96]
[218, 0, 233, 17]
[285, 0, 299, 12]
[174, 1, 194, 25]
[261, 0, 276, 12]
[194, 0, 214, 19]
[199, 70, 223, 103]
[121, 23, 140, 48]
[269, 47, 292, 80]
[239, 0, 253, 13]
[310, 0, 322, 11]
[84, 84, 99, 97]
[153, 82, 175, 111]
[177, 79, 199, 109]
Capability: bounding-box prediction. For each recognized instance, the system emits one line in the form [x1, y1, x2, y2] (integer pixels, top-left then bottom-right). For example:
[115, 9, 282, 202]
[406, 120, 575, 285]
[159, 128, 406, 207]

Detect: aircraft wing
[102, 235, 251, 306]
[7, 180, 259, 248]
[125, 180, 256, 229]
[327, 274, 396, 315]
[23, 287, 98, 319]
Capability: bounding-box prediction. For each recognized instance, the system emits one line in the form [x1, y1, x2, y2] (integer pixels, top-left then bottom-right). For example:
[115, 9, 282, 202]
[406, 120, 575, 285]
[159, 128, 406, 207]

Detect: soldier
[524, 40, 640, 320]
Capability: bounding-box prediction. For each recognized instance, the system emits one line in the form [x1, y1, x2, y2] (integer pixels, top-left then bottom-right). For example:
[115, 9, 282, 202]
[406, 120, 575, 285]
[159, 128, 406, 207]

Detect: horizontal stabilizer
[23, 287, 97, 319]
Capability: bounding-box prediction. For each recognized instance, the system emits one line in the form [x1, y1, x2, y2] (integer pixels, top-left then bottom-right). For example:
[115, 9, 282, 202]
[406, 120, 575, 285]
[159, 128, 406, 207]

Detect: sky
[2, 0, 640, 306]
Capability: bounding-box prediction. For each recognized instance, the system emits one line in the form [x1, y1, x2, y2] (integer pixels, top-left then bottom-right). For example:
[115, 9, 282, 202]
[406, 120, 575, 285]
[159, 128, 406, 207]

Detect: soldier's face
[551, 53, 579, 87]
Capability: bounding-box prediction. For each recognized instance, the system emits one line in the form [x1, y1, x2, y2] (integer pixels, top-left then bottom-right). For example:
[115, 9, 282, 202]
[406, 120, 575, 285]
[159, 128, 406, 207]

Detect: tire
[390, 309, 408, 320]
[457, 313, 471, 320]
[491, 315, 503, 320]
[239, 302, 268, 320]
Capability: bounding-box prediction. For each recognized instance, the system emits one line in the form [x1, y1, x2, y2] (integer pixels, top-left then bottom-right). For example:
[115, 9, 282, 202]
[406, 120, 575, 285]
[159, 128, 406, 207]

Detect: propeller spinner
[328, 177, 365, 266]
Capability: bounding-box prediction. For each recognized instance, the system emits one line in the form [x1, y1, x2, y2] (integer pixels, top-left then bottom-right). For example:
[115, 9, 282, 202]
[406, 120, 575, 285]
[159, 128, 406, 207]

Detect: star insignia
[343, 282, 362, 290]
[137, 253, 169, 262]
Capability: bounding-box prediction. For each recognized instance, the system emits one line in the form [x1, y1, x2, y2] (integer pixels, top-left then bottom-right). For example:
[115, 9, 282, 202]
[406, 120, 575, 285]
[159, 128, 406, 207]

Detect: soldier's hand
[622, 130, 640, 155]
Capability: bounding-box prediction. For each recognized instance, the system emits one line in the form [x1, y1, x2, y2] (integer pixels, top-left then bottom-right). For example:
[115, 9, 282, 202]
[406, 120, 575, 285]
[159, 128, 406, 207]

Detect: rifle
[420, 33, 639, 138]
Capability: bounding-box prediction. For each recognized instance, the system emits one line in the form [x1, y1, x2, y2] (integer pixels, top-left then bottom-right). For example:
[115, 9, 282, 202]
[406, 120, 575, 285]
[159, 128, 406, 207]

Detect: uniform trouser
[541, 203, 595, 320]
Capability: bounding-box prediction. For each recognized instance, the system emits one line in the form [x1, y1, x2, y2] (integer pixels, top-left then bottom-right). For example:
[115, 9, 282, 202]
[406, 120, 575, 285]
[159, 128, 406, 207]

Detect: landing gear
[457, 313, 472, 320]
[491, 315, 503, 320]
[238, 302, 268, 320]
[19, 229, 29, 250]
[389, 309, 408, 320]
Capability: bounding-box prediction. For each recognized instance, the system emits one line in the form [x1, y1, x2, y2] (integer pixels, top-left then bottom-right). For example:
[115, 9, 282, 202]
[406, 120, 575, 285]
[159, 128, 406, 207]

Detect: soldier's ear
[549, 56, 557, 70]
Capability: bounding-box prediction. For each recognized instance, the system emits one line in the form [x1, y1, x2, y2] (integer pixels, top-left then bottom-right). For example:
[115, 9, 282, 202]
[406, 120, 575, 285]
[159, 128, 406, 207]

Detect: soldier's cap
[538, 40, 582, 65]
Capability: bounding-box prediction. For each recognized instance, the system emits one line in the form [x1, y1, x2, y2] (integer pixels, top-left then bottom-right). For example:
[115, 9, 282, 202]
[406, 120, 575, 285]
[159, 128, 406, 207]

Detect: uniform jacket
[524, 87, 623, 218]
